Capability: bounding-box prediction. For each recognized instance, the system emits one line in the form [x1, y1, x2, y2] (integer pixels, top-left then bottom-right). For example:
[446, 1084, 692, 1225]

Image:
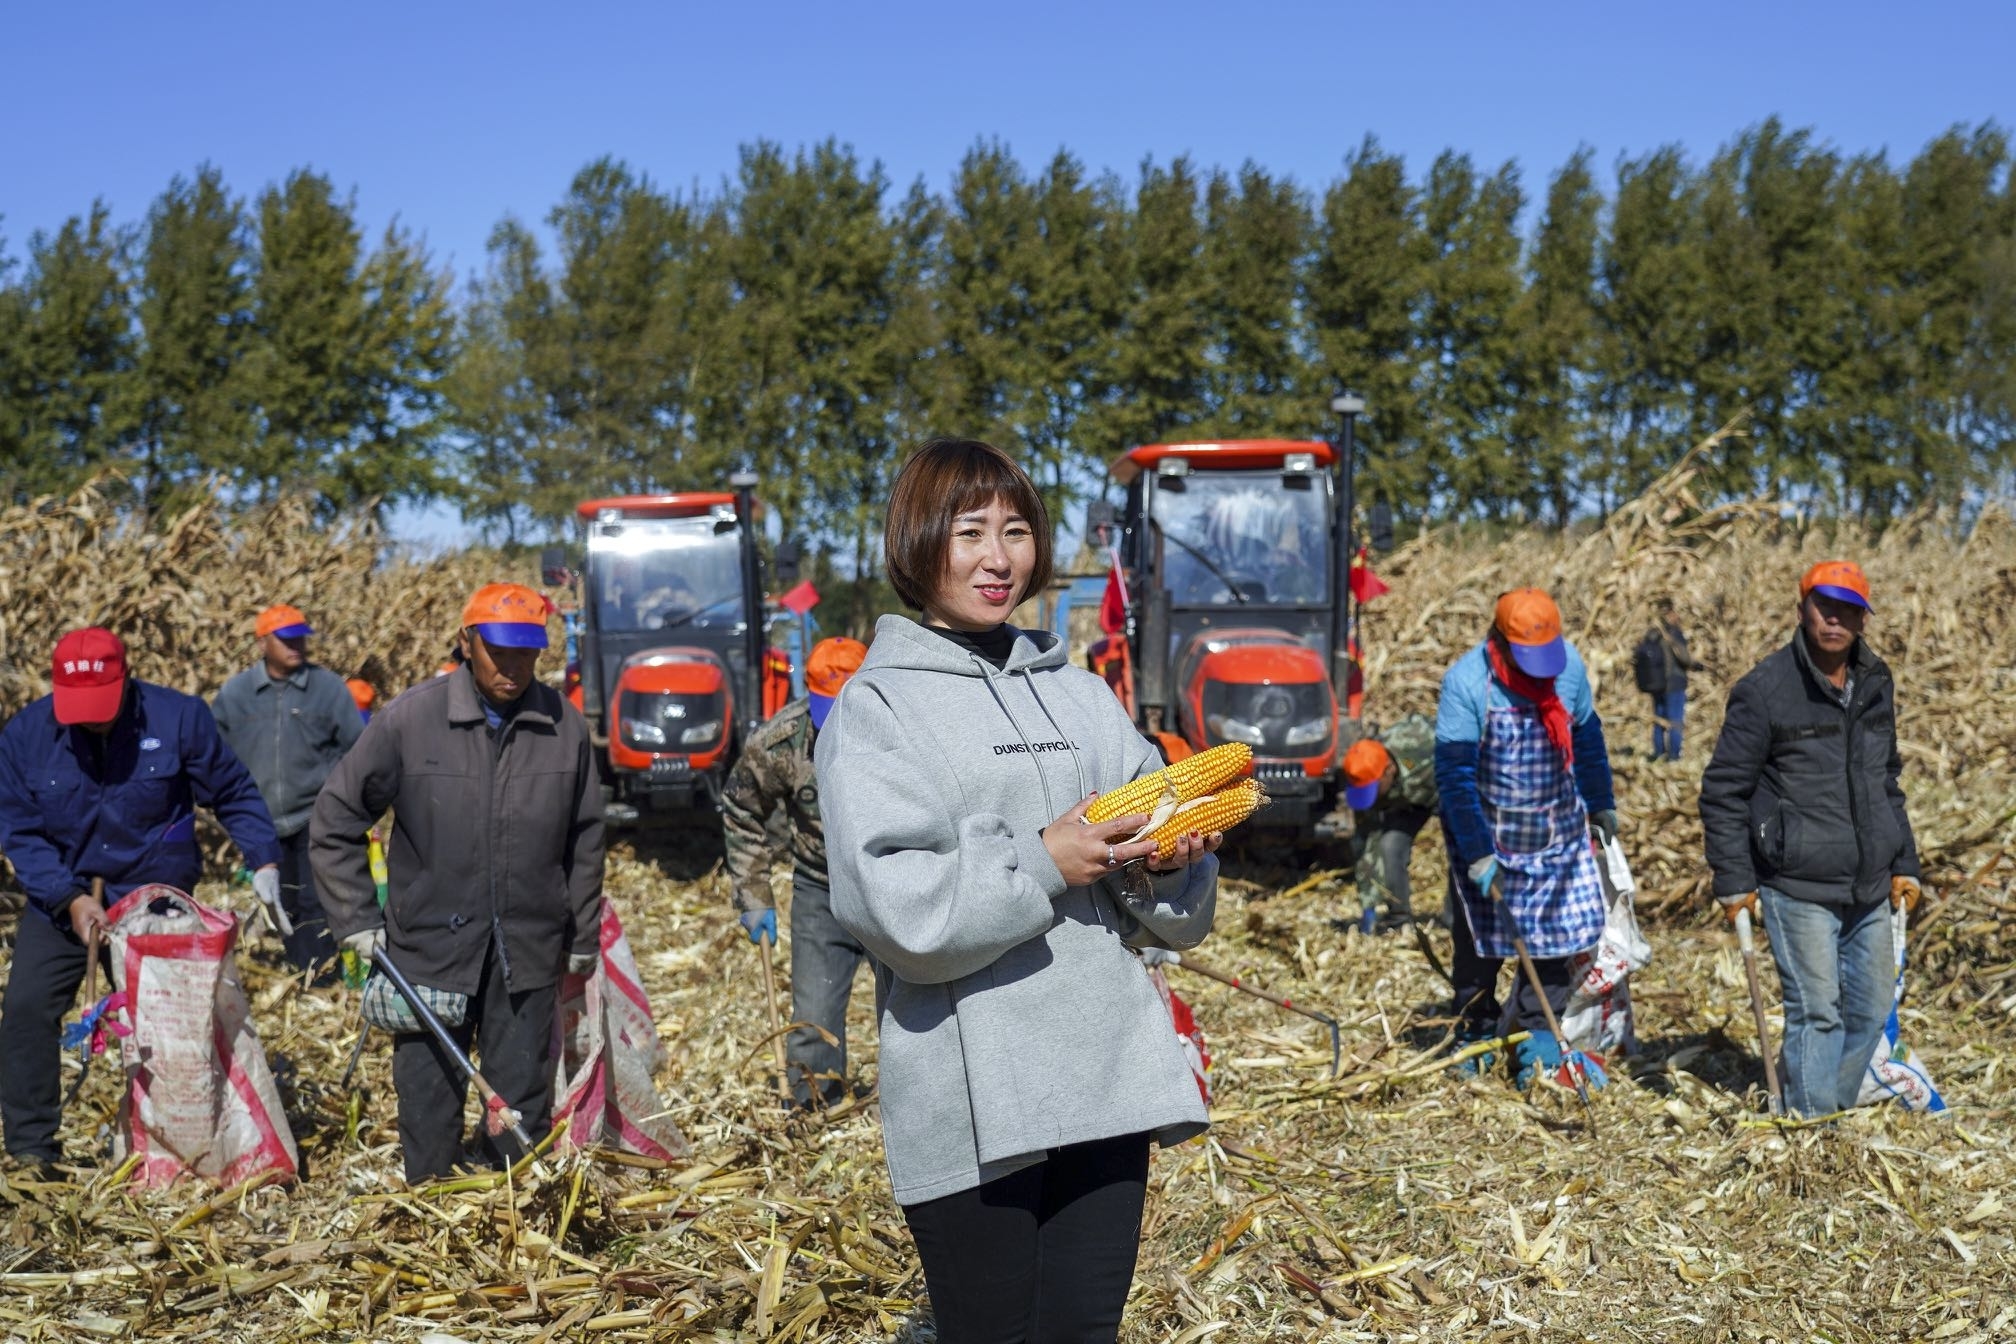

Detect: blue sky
[3, 0, 2009, 542]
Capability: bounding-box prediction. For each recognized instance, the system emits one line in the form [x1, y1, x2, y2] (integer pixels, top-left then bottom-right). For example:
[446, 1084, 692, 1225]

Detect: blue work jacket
[0, 679, 280, 922]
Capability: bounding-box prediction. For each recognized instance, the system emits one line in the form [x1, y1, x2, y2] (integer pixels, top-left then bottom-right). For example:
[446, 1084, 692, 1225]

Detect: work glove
[1890, 875, 1921, 915]
[251, 865, 294, 937]
[342, 927, 385, 965]
[1719, 890, 1760, 925]
[740, 908, 778, 945]
[1590, 810, 1620, 846]
[1468, 856, 1501, 901]
[1137, 946, 1179, 968]
[567, 951, 598, 976]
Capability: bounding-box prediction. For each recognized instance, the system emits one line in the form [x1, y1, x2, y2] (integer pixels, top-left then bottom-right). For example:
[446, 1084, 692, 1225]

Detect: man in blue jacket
[0, 627, 280, 1172]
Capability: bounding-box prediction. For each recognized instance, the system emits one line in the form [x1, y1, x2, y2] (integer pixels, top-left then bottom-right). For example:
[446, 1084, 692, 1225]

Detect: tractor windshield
[587, 517, 746, 635]
[1150, 472, 1331, 607]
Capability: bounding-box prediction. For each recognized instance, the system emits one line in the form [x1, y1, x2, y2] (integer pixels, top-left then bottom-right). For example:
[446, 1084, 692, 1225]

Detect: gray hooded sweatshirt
[817, 615, 1216, 1205]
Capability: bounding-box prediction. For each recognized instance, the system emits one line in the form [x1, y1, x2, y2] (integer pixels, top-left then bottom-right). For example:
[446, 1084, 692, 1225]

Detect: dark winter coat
[1699, 630, 1919, 907]
[310, 666, 604, 995]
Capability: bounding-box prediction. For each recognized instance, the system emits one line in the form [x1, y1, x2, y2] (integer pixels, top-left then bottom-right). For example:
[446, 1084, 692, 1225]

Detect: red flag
[1348, 547, 1389, 604]
[1099, 562, 1128, 635]
[779, 580, 820, 616]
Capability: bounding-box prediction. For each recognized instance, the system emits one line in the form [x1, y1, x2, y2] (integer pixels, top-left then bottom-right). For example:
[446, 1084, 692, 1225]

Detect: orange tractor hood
[608, 649, 732, 774]
[1179, 631, 1336, 776]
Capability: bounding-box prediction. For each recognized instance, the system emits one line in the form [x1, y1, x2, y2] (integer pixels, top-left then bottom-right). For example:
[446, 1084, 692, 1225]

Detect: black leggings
[901, 1132, 1151, 1344]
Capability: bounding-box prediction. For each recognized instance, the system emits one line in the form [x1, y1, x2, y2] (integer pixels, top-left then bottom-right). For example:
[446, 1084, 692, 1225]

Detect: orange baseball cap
[805, 636, 867, 729]
[1800, 560, 1871, 611]
[462, 583, 552, 649]
[1494, 588, 1566, 678]
[52, 627, 128, 726]
[346, 677, 377, 711]
[1342, 739, 1390, 810]
[255, 604, 314, 639]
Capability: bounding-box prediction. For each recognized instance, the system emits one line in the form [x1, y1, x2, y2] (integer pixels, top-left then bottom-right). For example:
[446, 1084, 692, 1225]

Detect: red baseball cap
[1494, 588, 1567, 678]
[255, 604, 315, 639]
[52, 627, 128, 725]
[1800, 560, 1872, 611]
[805, 636, 867, 729]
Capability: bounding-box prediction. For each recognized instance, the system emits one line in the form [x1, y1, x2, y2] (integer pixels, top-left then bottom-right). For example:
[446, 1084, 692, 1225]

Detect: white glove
[252, 866, 294, 937]
[342, 927, 385, 965]
[1137, 946, 1180, 968]
[567, 951, 598, 976]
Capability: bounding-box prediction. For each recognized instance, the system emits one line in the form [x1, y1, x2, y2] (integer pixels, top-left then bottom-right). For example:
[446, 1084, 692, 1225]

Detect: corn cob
[1086, 742, 1252, 824]
[1145, 779, 1264, 858]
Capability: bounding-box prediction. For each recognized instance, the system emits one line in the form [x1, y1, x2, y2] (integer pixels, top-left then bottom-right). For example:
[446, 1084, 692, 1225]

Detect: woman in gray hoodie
[817, 439, 1221, 1344]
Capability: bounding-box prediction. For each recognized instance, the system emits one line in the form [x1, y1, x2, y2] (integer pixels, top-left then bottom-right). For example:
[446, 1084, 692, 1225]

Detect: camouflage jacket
[721, 699, 826, 912]
[1368, 712, 1438, 817]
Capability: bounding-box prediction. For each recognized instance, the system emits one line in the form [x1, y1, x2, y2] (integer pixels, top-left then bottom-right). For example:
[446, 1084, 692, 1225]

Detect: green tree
[0, 204, 135, 496]
[129, 165, 252, 510]
[1510, 148, 1602, 525]
[1419, 152, 1524, 516]
[1090, 158, 1211, 451]
[1198, 163, 1315, 435]
[1307, 137, 1427, 519]
[236, 170, 454, 511]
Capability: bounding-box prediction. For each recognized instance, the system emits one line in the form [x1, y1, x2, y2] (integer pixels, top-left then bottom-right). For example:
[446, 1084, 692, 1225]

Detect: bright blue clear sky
[3, 0, 2009, 541]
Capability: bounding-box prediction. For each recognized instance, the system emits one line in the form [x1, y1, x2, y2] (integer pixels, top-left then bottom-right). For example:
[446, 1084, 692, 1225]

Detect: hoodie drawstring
[973, 657, 1060, 824]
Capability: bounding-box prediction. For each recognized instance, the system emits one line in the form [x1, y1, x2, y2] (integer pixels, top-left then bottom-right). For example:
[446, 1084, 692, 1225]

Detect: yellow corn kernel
[1086, 742, 1253, 824]
[1146, 778, 1263, 858]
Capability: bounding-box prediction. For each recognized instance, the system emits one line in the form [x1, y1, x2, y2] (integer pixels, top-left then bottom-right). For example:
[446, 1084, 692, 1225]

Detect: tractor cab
[545, 483, 785, 822]
[1105, 440, 1355, 840]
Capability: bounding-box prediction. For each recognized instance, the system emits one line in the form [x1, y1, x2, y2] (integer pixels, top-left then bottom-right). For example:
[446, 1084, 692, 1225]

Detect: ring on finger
[1106, 843, 1117, 868]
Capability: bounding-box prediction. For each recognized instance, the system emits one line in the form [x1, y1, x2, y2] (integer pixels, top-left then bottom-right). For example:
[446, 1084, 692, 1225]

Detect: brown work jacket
[310, 666, 605, 995]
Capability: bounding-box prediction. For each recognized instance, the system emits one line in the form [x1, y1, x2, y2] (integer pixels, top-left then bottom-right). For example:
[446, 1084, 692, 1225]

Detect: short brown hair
[884, 439, 1053, 612]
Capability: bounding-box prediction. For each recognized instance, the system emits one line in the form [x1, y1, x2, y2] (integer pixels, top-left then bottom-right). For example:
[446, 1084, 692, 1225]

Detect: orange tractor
[542, 474, 792, 823]
[1090, 440, 1362, 844]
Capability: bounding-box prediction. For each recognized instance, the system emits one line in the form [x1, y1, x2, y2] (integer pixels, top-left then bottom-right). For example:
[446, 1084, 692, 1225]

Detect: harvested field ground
[2, 435, 2014, 1342]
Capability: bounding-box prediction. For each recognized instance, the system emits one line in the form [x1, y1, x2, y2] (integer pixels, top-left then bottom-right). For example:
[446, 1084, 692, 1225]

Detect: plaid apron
[1453, 701, 1606, 959]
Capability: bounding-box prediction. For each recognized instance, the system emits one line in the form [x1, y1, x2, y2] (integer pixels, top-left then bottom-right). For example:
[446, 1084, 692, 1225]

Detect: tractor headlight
[1284, 716, 1332, 748]
[1205, 714, 1266, 748]
[622, 718, 667, 747]
[679, 720, 721, 746]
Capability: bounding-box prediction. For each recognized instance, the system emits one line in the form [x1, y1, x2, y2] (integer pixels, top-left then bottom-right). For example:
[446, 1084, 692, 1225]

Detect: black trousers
[391, 945, 556, 1183]
[786, 877, 866, 1106]
[0, 910, 111, 1161]
[901, 1132, 1151, 1344]
[276, 828, 338, 975]
[1449, 885, 1574, 1034]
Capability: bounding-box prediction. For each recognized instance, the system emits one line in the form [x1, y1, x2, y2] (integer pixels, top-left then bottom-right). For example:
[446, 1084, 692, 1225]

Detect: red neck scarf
[1487, 639, 1574, 766]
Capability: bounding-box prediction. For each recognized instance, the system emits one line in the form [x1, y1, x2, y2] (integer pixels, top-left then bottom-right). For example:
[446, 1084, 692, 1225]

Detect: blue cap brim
[268, 623, 313, 639]
[1345, 781, 1380, 810]
[1809, 583, 1871, 611]
[808, 692, 836, 730]
[1509, 637, 1567, 679]
[472, 621, 549, 649]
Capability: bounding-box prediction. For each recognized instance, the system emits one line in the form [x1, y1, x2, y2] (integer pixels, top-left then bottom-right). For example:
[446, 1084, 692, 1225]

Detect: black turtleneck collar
[921, 622, 1017, 671]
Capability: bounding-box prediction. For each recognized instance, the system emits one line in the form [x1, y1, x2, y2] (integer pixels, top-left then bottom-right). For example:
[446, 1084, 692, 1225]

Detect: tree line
[2, 119, 2012, 561]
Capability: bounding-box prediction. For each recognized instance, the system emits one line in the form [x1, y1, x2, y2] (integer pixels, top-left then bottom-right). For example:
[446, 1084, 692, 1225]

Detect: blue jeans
[1650, 688, 1686, 760]
[1760, 887, 1893, 1117]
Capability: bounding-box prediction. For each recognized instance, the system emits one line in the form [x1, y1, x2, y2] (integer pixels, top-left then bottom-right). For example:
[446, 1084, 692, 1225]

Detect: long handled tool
[1165, 951, 1341, 1078]
[1734, 906, 1784, 1117]
[372, 949, 537, 1153]
[60, 880, 116, 1110]
[757, 931, 793, 1103]
[1489, 881, 1598, 1128]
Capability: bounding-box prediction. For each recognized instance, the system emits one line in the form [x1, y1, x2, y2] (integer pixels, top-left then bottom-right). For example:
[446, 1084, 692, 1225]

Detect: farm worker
[721, 634, 870, 1109]
[212, 603, 365, 974]
[310, 582, 605, 1182]
[1699, 561, 1920, 1117]
[1340, 714, 1439, 935]
[0, 628, 280, 1174]
[1434, 589, 1619, 1086]
[819, 439, 1220, 1342]
[1631, 597, 1701, 763]
[346, 677, 377, 723]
